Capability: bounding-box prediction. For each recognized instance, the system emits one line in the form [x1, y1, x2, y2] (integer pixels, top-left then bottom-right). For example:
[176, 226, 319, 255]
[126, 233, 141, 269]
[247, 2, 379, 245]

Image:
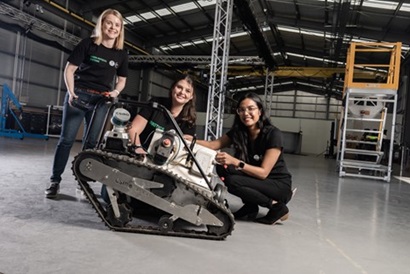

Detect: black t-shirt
[226, 125, 291, 179]
[68, 37, 128, 91]
[138, 97, 196, 149]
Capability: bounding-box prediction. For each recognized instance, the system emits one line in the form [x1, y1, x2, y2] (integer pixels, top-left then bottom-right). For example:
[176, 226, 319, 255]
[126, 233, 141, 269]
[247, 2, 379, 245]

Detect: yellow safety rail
[343, 42, 402, 94]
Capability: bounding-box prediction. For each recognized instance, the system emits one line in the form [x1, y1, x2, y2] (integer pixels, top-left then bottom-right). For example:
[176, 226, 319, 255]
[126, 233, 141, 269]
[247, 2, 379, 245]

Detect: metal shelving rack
[338, 42, 401, 182]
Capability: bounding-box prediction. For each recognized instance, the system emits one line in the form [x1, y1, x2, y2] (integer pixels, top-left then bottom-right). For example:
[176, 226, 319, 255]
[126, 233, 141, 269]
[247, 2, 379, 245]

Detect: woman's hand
[183, 135, 193, 141]
[135, 146, 147, 155]
[215, 151, 238, 166]
[109, 89, 120, 98]
[68, 92, 78, 106]
[132, 146, 147, 161]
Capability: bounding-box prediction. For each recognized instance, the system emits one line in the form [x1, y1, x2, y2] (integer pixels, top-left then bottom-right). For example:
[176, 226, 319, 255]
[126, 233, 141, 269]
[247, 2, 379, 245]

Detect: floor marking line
[326, 238, 368, 274]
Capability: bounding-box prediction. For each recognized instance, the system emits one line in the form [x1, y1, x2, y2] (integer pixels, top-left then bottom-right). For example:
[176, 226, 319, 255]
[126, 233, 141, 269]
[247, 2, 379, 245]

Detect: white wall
[195, 112, 332, 155]
[272, 117, 332, 155]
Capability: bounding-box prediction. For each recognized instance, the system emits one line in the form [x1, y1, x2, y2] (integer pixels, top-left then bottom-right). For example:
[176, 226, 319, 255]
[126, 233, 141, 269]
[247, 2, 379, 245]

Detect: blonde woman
[46, 9, 128, 198]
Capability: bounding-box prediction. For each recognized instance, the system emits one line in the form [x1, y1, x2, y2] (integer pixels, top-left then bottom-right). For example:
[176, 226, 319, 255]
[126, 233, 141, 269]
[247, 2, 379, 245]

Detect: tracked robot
[72, 101, 234, 240]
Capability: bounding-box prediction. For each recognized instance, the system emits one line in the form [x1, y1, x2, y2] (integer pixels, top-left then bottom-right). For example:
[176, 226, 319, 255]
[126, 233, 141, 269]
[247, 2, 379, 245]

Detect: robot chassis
[72, 101, 235, 240]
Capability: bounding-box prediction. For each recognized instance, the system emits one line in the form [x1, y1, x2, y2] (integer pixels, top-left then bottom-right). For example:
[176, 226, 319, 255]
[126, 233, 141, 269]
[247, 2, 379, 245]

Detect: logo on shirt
[109, 60, 119, 68]
[149, 121, 165, 131]
[90, 55, 107, 63]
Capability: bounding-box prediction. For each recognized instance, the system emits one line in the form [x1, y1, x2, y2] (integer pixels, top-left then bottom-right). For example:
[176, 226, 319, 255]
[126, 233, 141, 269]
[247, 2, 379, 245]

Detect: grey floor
[1, 137, 409, 274]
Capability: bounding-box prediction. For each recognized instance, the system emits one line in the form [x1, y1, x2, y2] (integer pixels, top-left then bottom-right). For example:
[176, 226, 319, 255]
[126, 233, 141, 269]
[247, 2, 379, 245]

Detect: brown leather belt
[85, 89, 107, 95]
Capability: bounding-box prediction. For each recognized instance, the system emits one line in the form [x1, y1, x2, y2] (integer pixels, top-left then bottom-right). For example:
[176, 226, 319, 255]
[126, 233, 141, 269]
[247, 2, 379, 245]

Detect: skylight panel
[315, 0, 410, 12]
[125, 1, 214, 25]
[159, 30, 247, 51]
[276, 25, 391, 45]
[192, 39, 205, 45]
[361, 0, 398, 10]
[231, 31, 247, 38]
[172, 2, 197, 13]
[156, 8, 172, 17]
[277, 26, 323, 38]
[199, 0, 217, 8]
[125, 11, 161, 24]
[141, 12, 156, 20]
[126, 15, 140, 24]
[400, 3, 410, 12]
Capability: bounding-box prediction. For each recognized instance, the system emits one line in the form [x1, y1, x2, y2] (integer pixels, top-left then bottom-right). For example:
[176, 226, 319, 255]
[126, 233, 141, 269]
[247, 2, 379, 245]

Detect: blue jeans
[50, 89, 109, 183]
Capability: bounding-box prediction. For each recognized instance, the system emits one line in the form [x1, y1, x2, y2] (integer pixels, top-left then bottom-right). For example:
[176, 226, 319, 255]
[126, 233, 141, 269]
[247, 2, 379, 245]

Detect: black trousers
[216, 165, 292, 209]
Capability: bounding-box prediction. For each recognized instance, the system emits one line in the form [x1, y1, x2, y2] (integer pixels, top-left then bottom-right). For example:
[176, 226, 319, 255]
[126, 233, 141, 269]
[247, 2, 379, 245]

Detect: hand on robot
[134, 146, 147, 155]
[215, 151, 237, 166]
[109, 89, 120, 98]
[184, 134, 194, 141]
[127, 144, 147, 161]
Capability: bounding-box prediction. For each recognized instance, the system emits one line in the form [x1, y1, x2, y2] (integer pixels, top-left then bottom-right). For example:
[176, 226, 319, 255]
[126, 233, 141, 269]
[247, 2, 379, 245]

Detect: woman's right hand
[184, 135, 193, 141]
[68, 92, 78, 106]
[215, 151, 238, 166]
[135, 146, 147, 155]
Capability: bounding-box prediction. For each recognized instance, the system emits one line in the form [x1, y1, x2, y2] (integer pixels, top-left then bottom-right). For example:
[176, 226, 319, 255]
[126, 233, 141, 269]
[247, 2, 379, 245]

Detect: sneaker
[254, 204, 289, 225]
[45, 182, 60, 199]
[233, 204, 259, 220]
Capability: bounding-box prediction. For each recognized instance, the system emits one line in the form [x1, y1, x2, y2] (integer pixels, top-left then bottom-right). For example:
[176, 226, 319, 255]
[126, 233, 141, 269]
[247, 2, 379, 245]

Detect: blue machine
[0, 83, 48, 140]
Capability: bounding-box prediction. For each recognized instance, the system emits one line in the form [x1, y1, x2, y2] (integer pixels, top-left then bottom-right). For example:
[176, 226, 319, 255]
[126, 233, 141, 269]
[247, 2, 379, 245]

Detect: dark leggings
[216, 165, 292, 209]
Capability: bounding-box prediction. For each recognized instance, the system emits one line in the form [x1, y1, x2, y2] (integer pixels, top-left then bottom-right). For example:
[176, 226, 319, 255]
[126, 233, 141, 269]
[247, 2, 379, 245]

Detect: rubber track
[72, 149, 235, 240]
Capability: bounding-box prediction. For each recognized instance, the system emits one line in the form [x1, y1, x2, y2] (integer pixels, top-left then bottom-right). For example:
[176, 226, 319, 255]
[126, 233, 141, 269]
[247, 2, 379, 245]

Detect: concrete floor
[0, 136, 409, 274]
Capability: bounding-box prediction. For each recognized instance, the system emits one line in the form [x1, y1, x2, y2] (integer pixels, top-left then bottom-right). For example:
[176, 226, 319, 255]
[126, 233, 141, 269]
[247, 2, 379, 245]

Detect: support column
[264, 69, 274, 117]
[204, 0, 234, 140]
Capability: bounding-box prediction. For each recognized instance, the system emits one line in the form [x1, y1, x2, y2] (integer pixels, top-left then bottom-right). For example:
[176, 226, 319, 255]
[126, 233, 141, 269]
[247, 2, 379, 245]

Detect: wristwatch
[236, 161, 245, 170]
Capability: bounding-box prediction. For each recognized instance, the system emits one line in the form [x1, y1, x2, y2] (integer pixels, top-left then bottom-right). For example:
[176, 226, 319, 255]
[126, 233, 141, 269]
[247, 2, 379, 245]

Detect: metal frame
[0, 84, 48, 140]
[128, 55, 263, 65]
[264, 68, 274, 117]
[204, 0, 234, 140]
[343, 42, 402, 92]
[338, 42, 402, 182]
[0, 2, 81, 46]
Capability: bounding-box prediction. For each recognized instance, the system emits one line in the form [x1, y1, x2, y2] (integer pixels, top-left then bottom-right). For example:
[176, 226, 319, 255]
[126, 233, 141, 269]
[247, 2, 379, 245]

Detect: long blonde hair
[91, 9, 125, 50]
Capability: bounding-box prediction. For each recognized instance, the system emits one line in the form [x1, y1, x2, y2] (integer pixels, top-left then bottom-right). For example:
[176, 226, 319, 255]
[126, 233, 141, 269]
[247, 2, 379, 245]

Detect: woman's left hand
[109, 90, 120, 98]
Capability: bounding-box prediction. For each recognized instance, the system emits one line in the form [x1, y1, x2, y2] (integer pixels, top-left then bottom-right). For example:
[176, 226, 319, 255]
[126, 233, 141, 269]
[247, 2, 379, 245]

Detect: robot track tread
[72, 149, 235, 240]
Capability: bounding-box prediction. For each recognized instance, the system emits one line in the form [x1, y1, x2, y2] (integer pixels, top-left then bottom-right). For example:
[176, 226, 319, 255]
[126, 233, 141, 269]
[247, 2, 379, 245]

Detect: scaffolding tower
[338, 42, 401, 182]
[204, 0, 234, 140]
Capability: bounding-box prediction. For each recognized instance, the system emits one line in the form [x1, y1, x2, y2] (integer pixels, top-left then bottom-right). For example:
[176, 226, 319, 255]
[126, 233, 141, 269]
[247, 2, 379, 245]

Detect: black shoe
[255, 204, 289, 225]
[233, 204, 259, 220]
[45, 183, 60, 199]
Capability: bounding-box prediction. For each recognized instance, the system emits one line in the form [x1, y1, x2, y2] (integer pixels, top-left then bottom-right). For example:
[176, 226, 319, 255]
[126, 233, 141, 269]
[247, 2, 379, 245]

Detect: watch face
[239, 161, 245, 168]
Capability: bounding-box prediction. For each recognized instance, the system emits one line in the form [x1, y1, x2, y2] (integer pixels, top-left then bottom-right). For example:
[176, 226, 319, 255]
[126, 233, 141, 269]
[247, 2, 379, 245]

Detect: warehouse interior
[1, 0, 410, 273]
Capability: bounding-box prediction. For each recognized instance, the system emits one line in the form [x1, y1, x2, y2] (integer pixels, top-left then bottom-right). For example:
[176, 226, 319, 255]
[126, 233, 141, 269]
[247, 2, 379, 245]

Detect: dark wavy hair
[169, 74, 197, 128]
[230, 92, 272, 161]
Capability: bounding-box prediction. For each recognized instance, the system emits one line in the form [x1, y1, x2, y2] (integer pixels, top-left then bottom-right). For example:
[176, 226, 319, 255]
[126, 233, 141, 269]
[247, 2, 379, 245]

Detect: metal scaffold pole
[0, 2, 80, 45]
[204, 0, 234, 140]
[264, 69, 274, 117]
